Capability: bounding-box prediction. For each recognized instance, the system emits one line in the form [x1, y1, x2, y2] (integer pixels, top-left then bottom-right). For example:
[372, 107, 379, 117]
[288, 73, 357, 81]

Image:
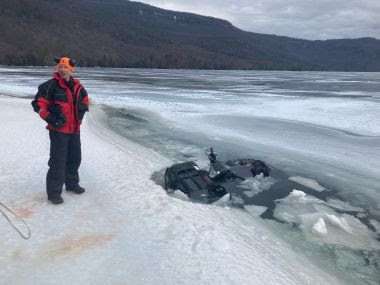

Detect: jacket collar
[53, 72, 80, 87]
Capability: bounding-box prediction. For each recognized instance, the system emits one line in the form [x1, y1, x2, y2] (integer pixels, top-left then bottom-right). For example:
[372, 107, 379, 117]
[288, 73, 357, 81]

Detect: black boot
[48, 196, 64, 205]
[66, 185, 85, 194]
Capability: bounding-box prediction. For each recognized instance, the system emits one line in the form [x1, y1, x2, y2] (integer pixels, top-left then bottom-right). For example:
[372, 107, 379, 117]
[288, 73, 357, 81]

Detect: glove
[46, 104, 66, 128]
[46, 113, 66, 128]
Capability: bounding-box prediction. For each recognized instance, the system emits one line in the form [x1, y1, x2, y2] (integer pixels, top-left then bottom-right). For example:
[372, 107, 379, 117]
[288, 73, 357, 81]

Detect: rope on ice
[0, 201, 31, 240]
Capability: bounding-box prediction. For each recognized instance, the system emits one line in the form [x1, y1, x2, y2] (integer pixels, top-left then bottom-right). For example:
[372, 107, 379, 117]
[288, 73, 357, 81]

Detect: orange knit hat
[54, 57, 76, 72]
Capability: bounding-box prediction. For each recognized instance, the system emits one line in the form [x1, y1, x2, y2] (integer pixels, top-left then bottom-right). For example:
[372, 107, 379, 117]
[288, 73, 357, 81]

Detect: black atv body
[164, 157, 270, 203]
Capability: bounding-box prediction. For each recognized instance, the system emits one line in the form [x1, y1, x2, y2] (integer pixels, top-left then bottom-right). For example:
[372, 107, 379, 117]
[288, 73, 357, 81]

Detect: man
[32, 56, 89, 204]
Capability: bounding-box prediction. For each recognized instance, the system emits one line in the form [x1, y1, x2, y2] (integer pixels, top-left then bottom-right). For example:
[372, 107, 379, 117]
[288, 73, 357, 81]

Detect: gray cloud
[139, 0, 380, 40]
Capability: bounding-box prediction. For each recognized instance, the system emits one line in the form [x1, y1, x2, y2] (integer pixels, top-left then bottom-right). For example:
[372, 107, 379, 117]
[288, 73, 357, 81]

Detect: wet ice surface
[1, 67, 380, 284]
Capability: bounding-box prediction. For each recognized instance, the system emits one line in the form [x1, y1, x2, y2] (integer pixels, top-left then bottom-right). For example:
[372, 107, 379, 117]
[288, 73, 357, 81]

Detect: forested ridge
[1, 0, 379, 71]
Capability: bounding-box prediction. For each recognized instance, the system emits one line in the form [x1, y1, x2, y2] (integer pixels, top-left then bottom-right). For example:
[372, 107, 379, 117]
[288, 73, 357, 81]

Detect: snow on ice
[0, 96, 343, 285]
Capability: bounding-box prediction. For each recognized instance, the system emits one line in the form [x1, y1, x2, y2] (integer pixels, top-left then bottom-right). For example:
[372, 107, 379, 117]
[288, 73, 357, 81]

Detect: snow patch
[325, 214, 353, 234]
[169, 190, 190, 202]
[288, 189, 308, 200]
[213, 193, 232, 207]
[312, 218, 327, 235]
[245, 205, 268, 217]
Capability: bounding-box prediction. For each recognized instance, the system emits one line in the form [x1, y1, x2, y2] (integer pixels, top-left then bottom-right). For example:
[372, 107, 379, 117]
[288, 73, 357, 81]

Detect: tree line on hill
[0, 0, 379, 71]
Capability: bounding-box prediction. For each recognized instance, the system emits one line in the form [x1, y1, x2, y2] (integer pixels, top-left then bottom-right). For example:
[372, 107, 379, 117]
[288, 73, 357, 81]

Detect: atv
[164, 148, 270, 203]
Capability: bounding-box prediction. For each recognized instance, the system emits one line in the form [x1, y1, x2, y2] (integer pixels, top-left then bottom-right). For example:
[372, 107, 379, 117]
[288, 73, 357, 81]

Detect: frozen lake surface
[0, 67, 379, 284]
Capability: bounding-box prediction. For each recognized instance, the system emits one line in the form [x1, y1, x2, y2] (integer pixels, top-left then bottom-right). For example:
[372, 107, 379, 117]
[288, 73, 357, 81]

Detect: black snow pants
[46, 131, 81, 198]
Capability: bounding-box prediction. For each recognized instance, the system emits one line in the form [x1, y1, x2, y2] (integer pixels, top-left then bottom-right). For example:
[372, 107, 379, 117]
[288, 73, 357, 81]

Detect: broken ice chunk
[289, 176, 326, 192]
[312, 217, 328, 235]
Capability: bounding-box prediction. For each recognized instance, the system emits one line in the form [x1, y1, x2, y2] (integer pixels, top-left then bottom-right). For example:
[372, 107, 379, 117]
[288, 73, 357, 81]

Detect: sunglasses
[54, 57, 77, 67]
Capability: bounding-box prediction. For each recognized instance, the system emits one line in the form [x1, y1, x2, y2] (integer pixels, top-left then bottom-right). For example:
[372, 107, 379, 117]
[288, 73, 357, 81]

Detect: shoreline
[2, 64, 380, 74]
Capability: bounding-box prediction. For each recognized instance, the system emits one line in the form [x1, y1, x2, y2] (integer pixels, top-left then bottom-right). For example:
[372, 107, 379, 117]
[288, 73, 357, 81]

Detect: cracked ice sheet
[0, 96, 343, 285]
[274, 190, 380, 251]
[239, 175, 276, 198]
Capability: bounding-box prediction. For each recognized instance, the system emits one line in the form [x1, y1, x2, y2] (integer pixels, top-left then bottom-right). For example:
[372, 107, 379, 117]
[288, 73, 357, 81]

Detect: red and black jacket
[32, 73, 89, 134]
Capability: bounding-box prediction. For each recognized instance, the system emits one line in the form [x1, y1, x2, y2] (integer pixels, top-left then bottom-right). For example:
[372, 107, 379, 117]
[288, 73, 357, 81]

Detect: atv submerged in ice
[164, 148, 270, 203]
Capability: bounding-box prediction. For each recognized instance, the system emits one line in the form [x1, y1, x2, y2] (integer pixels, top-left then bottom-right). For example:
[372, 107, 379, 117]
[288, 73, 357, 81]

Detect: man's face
[57, 64, 73, 79]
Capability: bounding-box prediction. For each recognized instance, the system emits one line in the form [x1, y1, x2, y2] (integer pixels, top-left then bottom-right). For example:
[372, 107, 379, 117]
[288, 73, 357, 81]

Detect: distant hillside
[0, 0, 379, 71]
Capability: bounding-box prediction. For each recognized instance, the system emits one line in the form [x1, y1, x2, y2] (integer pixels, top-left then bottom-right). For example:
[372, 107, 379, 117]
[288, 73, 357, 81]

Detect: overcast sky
[139, 0, 380, 40]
